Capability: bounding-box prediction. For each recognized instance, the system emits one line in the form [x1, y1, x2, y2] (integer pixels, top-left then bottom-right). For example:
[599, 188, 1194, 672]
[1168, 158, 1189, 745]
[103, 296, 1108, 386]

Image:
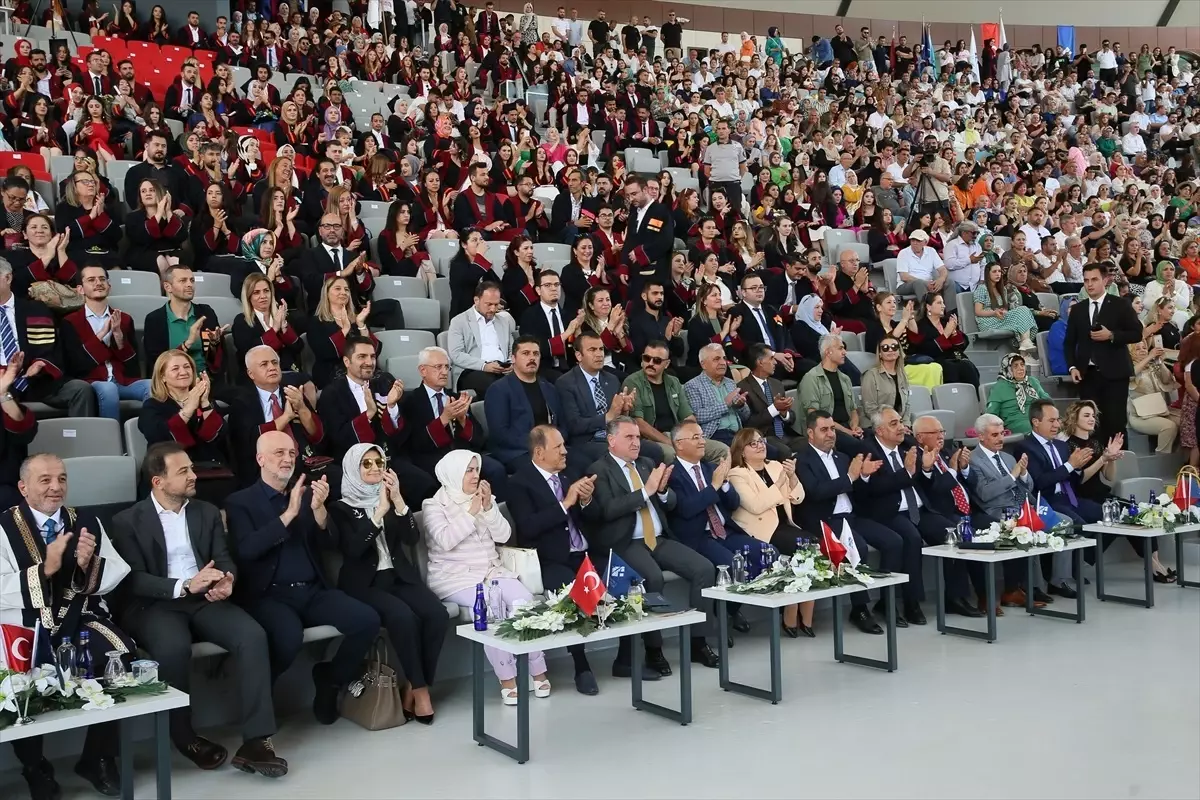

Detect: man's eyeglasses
[642, 355, 667, 365]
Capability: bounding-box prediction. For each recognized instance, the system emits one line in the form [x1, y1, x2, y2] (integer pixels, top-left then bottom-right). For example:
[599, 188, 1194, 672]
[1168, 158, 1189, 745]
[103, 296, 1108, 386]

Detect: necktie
[938, 457, 971, 515]
[550, 308, 562, 338]
[1047, 442, 1079, 506]
[1090, 300, 1099, 326]
[329, 246, 341, 265]
[0, 308, 27, 392]
[692, 465, 727, 540]
[269, 392, 283, 419]
[434, 391, 445, 415]
[890, 451, 920, 523]
[93, 75, 101, 95]
[993, 453, 1007, 475]
[626, 462, 657, 550]
[762, 380, 785, 438]
[592, 376, 607, 413]
[41, 519, 56, 546]
[549, 474, 586, 550]
[754, 307, 777, 349]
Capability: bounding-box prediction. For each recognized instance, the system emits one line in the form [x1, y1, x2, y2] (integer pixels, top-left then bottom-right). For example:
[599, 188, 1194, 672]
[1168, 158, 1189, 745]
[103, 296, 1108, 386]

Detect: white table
[0, 687, 190, 799]
[703, 574, 909, 704]
[923, 538, 1096, 642]
[456, 610, 706, 763]
[1083, 522, 1200, 608]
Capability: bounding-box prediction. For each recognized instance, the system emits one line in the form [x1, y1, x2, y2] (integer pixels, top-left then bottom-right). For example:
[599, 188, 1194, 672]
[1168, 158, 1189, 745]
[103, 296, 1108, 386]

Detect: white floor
[6, 562, 1200, 800]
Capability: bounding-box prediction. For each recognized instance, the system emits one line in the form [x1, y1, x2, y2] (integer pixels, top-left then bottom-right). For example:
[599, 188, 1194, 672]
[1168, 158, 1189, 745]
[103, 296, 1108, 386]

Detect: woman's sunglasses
[880, 344, 900, 353]
[361, 458, 386, 469]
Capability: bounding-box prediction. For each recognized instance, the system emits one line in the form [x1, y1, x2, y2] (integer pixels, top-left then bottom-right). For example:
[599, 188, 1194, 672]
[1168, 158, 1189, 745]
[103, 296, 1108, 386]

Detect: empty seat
[109, 272, 163, 296]
[191, 272, 231, 296]
[374, 276, 428, 301]
[878, 259, 899, 292]
[471, 400, 487, 439]
[822, 230, 856, 261]
[908, 385, 934, 414]
[359, 200, 389, 217]
[426, 239, 460, 271]
[32, 418, 123, 459]
[63, 456, 138, 508]
[385, 355, 421, 388]
[376, 330, 435, 361]
[932, 383, 981, 440]
[124, 417, 147, 472]
[398, 298, 442, 331]
[431, 277, 451, 324]
[111, 295, 166, 331]
[533, 243, 569, 263]
[842, 331, 862, 351]
[845, 352, 877, 372]
[195, 296, 242, 326]
[105, 160, 139, 205]
[1112, 476, 1163, 502]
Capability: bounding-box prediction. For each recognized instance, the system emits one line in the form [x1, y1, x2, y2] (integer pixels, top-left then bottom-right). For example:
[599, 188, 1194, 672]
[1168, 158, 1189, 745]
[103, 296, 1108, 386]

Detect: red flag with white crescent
[820, 521, 847, 569]
[569, 554, 606, 616]
[1017, 498, 1045, 532]
[1, 624, 34, 672]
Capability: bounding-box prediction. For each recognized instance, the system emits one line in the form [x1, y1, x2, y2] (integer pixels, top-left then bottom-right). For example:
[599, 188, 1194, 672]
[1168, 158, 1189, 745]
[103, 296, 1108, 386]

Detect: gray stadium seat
[1110, 451, 1140, 485]
[359, 200, 389, 217]
[956, 291, 1010, 345]
[822, 229, 856, 261]
[471, 400, 488, 438]
[376, 330, 435, 362]
[32, 418, 123, 459]
[533, 242, 570, 263]
[109, 272, 163, 296]
[878, 259, 899, 292]
[398, 298, 442, 331]
[932, 383, 981, 440]
[908, 385, 934, 415]
[192, 272, 232, 297]
[196, 296, 242, 326]
[385, 355, 421, 388]
[836, 241, 871, 266]
[426, 239, 460, 272]
[842, 331, 862, 351]
[64, 456, 138, 508]
[124, 417, 147, 472]
[105, 160, 138, 206]
[1112, 476, 1163, 502]
[374, 276, 428, 301]
[111, 296, 166, 331]
[431, 278, 451, 327]
[845, 351, 877, 372]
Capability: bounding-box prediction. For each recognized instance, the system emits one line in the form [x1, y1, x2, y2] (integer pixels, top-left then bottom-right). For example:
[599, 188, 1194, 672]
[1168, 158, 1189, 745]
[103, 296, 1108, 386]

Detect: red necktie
[692, 465, 727, 540]
[269, 393, 283, 419]
[939, 457, 971, 515]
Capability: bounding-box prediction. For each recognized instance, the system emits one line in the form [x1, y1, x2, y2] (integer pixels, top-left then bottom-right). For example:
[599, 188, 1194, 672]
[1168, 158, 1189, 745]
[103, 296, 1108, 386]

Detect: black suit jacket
[548, 192, 600, 239]
[11, 298, 68, 402]
[327, 501, 423, 593]
[729, 301, 789, 363]
[300, 243, 376, 309]
[738, 375, 802, 439]
[224, 479, 329, 600]
[229, 377, 326, 485]
[621, 201, 675, 281]
[397, 385, 484, 472]
[315, 373, 406, 463]
[519, 302, 577, 372]
[627, 308, 683, 363]
[508, 461, 586, 570]
[1063, 293, 1140, 378]
[110, 497, 235, 617]
[795, 444, 857, 532]
[1015, 434, 1083, 501]
[556, 366, 621, 447]
[914, 448, 971, 520]
[764, 270, 807, 315]
[578, 454, 677, 553]
[854, 437, 930, 522]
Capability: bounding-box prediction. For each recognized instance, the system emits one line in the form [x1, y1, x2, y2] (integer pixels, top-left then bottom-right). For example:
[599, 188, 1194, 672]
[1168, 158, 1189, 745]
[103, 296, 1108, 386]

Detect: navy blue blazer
[854, 437, 931, 522]
[224, 479, 328, 601]
[795, 444, 857, 533]
[666, 459, 743, 548]
[507, 461, 587, 569]
[555, 366, 620, 447]
[483, 373, 566, 466]
[1015, 434, 1081, 502]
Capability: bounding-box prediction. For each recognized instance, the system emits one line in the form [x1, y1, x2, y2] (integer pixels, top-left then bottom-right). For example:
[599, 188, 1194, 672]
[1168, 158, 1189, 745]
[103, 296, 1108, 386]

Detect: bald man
[225, 431, 380, 727]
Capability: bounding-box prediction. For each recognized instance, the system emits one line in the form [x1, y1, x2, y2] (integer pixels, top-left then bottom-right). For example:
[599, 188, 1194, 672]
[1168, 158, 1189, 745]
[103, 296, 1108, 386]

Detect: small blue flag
[605, 551, 643, 598]
[1037, 498, 1064, 530]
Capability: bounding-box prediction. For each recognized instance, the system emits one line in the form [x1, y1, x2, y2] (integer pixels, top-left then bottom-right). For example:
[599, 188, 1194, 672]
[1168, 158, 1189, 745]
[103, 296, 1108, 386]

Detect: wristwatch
[0, 393, 12, 403]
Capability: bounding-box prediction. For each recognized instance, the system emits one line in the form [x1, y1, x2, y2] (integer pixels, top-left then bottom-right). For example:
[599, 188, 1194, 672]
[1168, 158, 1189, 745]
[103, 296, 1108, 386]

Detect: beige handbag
[342, 638, 406, 731]
[499, 546, 544, 595]
[1132, 391, 1170, 419]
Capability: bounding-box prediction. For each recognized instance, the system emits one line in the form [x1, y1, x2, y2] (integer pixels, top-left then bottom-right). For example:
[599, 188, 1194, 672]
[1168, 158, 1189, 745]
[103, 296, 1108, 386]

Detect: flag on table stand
[605, 550, 643, 598]
[1036, 493, 1064, 529]
[820, 521, 847, 568]
[1174, 473, 1200, 509]
[1017, 498, 1045, 532]
[1, 624, 34, 672]
[569, 554, 606, 616]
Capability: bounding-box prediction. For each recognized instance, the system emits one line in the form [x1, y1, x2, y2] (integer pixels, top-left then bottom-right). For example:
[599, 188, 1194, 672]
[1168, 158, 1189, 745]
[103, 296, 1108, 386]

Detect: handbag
[1132, 391, 1169, 419]
[342, 638, 406, 731]
[28, 280, 84, 312]
[499, 546, 544, 595]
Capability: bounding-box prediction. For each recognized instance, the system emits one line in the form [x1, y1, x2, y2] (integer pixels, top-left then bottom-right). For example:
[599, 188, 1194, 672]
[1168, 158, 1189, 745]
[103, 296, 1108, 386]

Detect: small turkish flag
[820, 521, 847, 569]
[1175, 475, 1199, 510]
[1, 624, 34, 672]
[568, 554, 606, 616]
[1017, 499, 1045, 532]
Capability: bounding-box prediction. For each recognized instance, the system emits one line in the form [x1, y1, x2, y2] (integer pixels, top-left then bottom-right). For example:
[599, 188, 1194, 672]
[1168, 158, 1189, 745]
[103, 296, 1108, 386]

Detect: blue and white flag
[605, 550, 643, 598]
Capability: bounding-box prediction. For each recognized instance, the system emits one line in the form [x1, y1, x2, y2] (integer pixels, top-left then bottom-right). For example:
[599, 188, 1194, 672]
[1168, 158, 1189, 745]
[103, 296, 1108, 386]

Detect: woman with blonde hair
[1127, 340, 1180, 455]
[324, 184, 371, 257]
[726, 428, 815, 637]
[307, 276, 381, 387]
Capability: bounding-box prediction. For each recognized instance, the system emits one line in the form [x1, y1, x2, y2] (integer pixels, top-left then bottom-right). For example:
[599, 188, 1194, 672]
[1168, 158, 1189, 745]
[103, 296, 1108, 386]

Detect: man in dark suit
[621, 175, 675, 297]
[518, 269, 581, 380]
[162, 62, 204, 123]
[484, 335, 569, 471]
[629, 105, 664, 153]
[397, 344, 507, 495]
[627, 279, 685, 369]
[795, 410, 904, 634]
[230, 346, 326, 487]
[548, 168, 600, 243]
[142, 265, 226, 381]
[300, 213, 405, 329]
[507, 425, 601, 695]
[1016, 399, 1101, 598]
[739, 344, 805, 455]
[665, 420, 756, 635]
[764, 252, 820, 322]
[225, 431, 380, 726]
[1064, 262, 1142, 442]
[175, 11, 206, 46]
[731, 272, 808, 380]
[110, 442, 286, 776]
[579, 416, 721, 677]
[315, 336, 437, 501]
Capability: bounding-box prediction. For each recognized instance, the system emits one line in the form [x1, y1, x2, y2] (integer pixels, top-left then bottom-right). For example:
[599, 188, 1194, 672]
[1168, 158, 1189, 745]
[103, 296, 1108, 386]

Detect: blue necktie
[762, 380, 785, 438]
[592, 377, 608, 439]
[0, 309, 26, 392]
[754, 307, 777, 349]
[41, 519, 56, 546]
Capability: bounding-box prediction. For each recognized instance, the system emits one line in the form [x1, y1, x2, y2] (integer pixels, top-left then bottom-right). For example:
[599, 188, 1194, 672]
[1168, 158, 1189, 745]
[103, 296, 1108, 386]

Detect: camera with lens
[919, 151, 938, 166]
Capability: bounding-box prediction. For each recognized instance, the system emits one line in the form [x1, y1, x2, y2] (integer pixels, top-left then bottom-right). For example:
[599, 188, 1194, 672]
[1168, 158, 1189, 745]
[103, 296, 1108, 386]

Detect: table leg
[631, 626, 693, 723]
[1178, 532, 1200, 588]
[119, 718, 134, 800]
[716, 600, 729, 691]
[885, 585, 898, 672]
[471, 642, 530, 763]
[1144, 546, 1155, 608]
[834, 586, 901, 671]
[1029, 547, 1089, 623]
[1095, 538, 1107, 600]
[935, 560, 947, 634]
[986, 563, 997, 643]
[715, 601, 781, 703]
[937, 560, 997, 642]
[832, 595, 844, 662]
[155, 710, 171, 800]
[768, 608, 782, 701]
[1097, 538, 1158, 607]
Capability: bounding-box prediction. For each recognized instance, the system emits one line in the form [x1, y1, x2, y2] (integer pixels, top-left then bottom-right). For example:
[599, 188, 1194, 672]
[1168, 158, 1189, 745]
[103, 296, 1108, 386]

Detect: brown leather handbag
[342, 638, 406, 731]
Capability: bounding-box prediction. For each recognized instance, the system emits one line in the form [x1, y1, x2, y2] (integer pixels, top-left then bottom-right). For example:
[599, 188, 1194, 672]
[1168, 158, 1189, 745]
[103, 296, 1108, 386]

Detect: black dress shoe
[75, 756, 120, 797]
[311, 663, 340, 725]
[1032, 587, 1055, 604]
[849, 608, 884, 635]
[611, 661, 660, 680]
[798, 623, 816, 638]
[1047, 582, 1078, 599]
[23, 758, 61, 800]
[645, 648, 673, 677]
[945, 598, 985, 618]
[904, 603, 927, 626]
[177, 736, 228, 770]
[728, 610, 751, 633]
[574, 670, 599, 695]
[873, 600, 907, 627]
[231, 738, 288, 779]
[781, 622, 800, 638]
[691, 643, 720, 668]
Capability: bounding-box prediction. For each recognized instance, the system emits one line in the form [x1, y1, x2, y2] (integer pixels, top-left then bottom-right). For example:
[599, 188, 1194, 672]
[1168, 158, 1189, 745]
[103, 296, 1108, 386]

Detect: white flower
[1047, 534, 1065, 552]
[1157, 493, 1171, 505]
[793, 575, 813, 593]
[986, 522, 1002, 536]
[81, 692, 115, 711]
[1033, 530, 1048, 545]
[1013, 526, 1033, 545]
[1, 673, 31, 699]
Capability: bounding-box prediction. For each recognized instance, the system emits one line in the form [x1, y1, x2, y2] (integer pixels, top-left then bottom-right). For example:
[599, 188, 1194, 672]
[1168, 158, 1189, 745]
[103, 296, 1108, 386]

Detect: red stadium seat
[194, 50, 217, 66]
[126, 41, 157, 60]
[161, 45, 191, 63]
[76, 45, 94, 61]
[0, 152, 50, 174]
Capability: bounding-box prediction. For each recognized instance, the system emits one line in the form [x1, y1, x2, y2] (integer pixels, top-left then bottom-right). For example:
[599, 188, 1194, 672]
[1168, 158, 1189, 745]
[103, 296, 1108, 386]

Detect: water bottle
[76, 630, 94, 679]
[731, 550, 746, 584]
[760, 547, 772, 574]
[488, 579, 504, 622]
[959, 516, 973, 544]
[1101, 498, 1114, 525]
[743, 544, 757, 579]
[1148, 490, 1157, 506]
[55, 639, 75, 682]
[472, 583, 488, 631]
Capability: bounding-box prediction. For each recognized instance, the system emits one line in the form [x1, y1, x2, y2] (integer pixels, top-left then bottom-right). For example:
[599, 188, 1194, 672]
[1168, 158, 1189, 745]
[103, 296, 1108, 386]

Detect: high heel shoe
[781, 622, 800, 638]
[413, 713, 435, 726]
[798, 623, 816, 638]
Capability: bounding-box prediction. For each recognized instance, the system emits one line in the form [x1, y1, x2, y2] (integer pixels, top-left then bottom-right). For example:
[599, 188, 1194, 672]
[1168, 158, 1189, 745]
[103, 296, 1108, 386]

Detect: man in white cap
[896, 229, 955, 309]
[943, 221, 984, 290]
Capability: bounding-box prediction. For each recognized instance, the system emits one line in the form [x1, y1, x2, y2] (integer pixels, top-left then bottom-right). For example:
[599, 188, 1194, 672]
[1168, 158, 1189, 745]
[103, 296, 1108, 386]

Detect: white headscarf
[433, 450, 481, 511]
[339, 443, 386, 511]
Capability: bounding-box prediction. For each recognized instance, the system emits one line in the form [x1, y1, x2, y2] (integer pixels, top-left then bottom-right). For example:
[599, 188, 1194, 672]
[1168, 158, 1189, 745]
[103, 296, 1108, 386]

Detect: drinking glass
[945, 526, 960, 551]
[103, 652, 127, 686]
[715, 565, 732, 588]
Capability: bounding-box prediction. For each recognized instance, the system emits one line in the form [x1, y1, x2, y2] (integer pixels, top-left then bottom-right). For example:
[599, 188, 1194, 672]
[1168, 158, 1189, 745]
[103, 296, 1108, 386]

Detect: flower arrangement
[726, 545, 882, 595]
[1123, 493, 1189, 533]
[971, 518, 1069, 551]
[1, 665, 168, 729]
[495, 583, 648, 642]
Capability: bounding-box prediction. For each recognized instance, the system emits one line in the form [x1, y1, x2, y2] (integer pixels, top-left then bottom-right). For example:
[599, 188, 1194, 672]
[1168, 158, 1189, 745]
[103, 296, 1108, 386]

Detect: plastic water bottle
[742, 544, 756, 579]
[76, 630, 94, 679]
[472, 583, 488, 631]
[488, 579, 504, 622]
[1102, 498, 1114, 525]
[730, 550, 746, 584]
[958, 516, 974, 544]
[759, 547, 772, 574]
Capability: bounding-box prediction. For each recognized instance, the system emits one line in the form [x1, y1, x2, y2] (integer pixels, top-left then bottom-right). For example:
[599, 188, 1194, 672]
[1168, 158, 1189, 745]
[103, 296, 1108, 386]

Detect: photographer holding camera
[903, 134, 955, 220]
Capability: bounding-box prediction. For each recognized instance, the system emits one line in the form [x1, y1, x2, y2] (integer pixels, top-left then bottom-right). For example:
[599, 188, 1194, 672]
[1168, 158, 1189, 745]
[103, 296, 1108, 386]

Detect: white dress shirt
[84, 304, 115, 380]
[877, 441, 922, 511]
[475, 311, 506, 362]
[810, 445, 853, 514]
[943, 237, 983, 288]
[1031, 432, 1074, 495]
[347, 376, 400, 425]
[151, 495, 200, 598]
[257, 385, 283, 422]
[676, 456, 728, 532]
[0, 298, 17, 367]
[757, 377, 782, 418]
[611, 454, 665, 541]
[1018, 223, 1049, 252]
[743, 303, 773, 344]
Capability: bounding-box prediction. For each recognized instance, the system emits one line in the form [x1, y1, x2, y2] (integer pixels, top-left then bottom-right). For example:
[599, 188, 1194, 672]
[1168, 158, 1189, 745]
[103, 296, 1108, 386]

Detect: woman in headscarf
[985, 353, 1049, 435]
[228, 134, 266, 217]
[230, 228, 303, 311]
[329, 444, 450, 725]
[1142, 260, 1193, 329]
[788, 294, 857, 383]
[422, 451, 551, 706]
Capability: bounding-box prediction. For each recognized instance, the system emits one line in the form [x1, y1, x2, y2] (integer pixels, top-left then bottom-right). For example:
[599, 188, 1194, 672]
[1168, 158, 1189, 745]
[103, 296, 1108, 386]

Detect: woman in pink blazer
[726, 429, 817, 638]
